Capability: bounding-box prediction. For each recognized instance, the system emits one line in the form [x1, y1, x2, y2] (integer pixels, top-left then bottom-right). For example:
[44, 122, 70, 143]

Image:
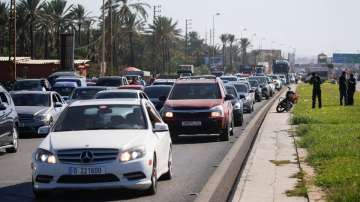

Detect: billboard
[333, 53, 360, 64]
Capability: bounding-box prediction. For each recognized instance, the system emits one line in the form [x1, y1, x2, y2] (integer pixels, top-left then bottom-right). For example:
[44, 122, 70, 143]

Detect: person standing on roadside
[310, 72, 322, 109]
[347, 74, 356, 105]
[339, 71, 348, 105]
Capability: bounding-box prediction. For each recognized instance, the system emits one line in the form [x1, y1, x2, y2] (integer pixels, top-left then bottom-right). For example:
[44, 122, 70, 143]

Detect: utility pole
[184, 19, 192, 64]
[152, 5, 161, 74]
[9, 0, 16, 80]
[212, 13, 220, 68]
[101, 0, 106, 76]
[109, 0, 113, 75]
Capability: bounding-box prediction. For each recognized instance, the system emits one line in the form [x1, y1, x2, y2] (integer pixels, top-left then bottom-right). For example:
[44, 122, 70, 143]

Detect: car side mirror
[38, 126, 50, 135]
[159, 96, 167, 102]
[153, 123, 169, 132]
[0, 103, 6, 110]
[239, 95, 246, 99]
[225, 94, 235, 101]
[54, 102, 63, 108]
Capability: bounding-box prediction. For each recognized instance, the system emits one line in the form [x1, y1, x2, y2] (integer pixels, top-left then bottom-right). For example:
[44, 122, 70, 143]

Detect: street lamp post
[101, 0, 106, 76]
[212, 13, 220, 68]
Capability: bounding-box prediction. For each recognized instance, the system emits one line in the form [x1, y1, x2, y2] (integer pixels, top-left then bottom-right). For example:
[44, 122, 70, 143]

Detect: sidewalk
[232, 87, 307, 202]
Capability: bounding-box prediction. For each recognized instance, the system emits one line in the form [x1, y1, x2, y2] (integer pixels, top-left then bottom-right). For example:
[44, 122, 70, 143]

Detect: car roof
[75, 86, 109, 90]
[70, 99, 142, 107]
[98, 76, 125, 79]
[11, 91, 51, 95]
[154, 79, 176, 82]
[16, 79, 44, 82]
[97, 89, 141, 94]
[49, 71, 78, 77]
[56, 76, 83, 80]
[53, 82, 78, 87]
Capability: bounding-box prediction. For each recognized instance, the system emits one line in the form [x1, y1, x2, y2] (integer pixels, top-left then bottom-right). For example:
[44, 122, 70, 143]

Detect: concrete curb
[195, 89, 286, 202]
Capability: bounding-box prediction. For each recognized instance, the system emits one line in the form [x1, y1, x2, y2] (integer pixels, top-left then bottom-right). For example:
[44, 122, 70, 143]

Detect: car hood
[15, 106, 50, 116]
[165, 99, 222, 109]
[41, 130, 150, 151]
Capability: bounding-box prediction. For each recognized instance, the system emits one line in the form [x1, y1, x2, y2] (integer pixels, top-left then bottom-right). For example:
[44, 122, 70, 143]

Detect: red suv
[161, 77, 234, 141]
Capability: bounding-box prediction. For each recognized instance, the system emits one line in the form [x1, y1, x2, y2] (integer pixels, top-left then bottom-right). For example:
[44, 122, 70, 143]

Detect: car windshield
[53, 87, 76, 96]
[71, 88, 105, 100]
[234, 84, 248, 93]
[56, 79, 81, 86]
[96, 78, 123, 87]
[221, 77, 237, 82]
[144, 87, 172, 99]
[13, 80, 41, 91]
[12, 94, 50, 106]
[169, 83, 221, 100]
[54, 105, 146, 131]
[249, 80, 259, 87]
[225, 86, 237, 97]
[96, 92, 138, 99]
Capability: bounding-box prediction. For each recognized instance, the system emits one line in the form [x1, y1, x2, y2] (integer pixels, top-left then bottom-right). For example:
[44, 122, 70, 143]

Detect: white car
[31, 99, 172, 198]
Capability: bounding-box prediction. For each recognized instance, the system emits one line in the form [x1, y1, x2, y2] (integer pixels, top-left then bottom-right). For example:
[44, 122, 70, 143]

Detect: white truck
[177, 65, 194, 77]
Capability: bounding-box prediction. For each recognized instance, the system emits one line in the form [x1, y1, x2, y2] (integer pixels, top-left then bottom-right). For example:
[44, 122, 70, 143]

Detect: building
[317, 53, 328, 64]
[0, 57, 90, 81]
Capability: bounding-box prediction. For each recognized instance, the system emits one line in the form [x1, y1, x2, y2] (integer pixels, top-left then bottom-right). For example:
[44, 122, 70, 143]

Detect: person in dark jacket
[339, 71, 347, 105]
[310, 72, 322, 108]
[347, 74, 356, 105]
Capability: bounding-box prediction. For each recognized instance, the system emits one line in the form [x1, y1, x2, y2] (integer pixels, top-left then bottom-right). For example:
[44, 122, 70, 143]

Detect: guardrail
[195, 88, 286, 202]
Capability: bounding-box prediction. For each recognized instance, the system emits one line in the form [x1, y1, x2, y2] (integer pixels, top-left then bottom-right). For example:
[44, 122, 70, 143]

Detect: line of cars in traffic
[0, 72, 287, 198]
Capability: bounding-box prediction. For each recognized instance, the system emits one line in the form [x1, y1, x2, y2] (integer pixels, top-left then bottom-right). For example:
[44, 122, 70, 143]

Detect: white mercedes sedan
[31, 99, 172, 198]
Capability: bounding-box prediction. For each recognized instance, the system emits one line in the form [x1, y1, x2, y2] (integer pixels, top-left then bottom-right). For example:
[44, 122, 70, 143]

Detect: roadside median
[195, 88, 285, 202]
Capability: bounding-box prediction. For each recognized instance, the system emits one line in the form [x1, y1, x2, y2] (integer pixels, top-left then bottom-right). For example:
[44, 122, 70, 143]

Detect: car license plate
[68, 167, 105, 175]
[182, 121, 202, 127]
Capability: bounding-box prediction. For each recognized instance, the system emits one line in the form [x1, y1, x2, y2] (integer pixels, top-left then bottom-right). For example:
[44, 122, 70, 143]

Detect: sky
[10, 0, 360, 57]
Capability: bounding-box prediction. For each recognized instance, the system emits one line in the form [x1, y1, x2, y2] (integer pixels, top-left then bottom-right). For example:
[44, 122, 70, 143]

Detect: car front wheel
[146, 155, 158, 195]
[161, 148, 173, 180]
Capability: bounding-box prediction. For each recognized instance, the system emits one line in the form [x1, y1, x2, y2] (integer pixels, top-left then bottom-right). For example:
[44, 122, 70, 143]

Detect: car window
[226, 87, 237, 97]
[0, 92, 9, 104]
[54, 104, 147, 131]
[96, 78, 122, 87]
[71, 88, 105, 100]
[12, 94, 50, 106]
[13, 80, 42, 91]
[146, 103, 162, 127]
[55, 94, 64, 104]
[234, 84, 248, 93]
[169, 83, 221, 100]
[144, 87, 171, 99]
[52, 94, 59, 104]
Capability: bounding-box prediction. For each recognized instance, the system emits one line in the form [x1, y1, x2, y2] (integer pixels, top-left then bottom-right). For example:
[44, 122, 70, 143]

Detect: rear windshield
[221, 77, 237, 82]
[13, 80, 41, 91]
[144, 87, 172, 99]
[71, 88, 105, 100]
[53, 87, 76, 96]
[234, 84, 248, 93]
[96, 78, 123, 87]
[12, 94, 50, 106]
[249, 80, 258, 87]
[169, 83, 221, 100]
[95, 92, 138, 99]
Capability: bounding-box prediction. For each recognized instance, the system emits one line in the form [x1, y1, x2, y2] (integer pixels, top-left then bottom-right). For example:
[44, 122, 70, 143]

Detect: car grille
[57, 149, 119, 164]
[18, 114, 34, 122]
[57, 174, 119, 184]
[174, 112, 210, 119]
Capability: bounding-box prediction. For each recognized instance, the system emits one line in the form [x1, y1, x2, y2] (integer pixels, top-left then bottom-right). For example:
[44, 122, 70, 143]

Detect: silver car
[11, 91, 67, 135]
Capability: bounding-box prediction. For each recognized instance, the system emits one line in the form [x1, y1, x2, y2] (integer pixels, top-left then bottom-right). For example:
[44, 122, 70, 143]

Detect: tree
[240, 38, 250, 65]
[228, 34, 235, 68]
[220, 34, 228, 68]
[114, 0, 149, 22]
[0, 2, 8, 55]
[70, 4, 90, 46]
[17, 0, 44, 59]
[150, 16, 181, 74]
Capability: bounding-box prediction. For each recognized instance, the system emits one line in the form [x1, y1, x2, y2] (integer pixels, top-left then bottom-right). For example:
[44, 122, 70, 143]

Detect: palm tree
[17, 0, 44, 59]
[149, 16, 181, 74]
[70, 4, 90, 46]
[240, 38, 250, 65]
[220, 34, 228, 67]
[45, 0, 73, 56]
[0, 2, 8, 55]
[113, 0, 149, 22]
[228, 34, 235, 68]
[123, 13, 143, 66]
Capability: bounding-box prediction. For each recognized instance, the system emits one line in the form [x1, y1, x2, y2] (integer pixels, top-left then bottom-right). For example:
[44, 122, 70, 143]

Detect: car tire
[265, 93, 270, 100]
[251, 105, 254, 112]
[161, 148, 173, 180]
[146, 155, 158, 195]
[6, 126, 18, 153]
[230, 118, 235, 136]
[219, 123, 230, 141]
[235, 113, 243, 127]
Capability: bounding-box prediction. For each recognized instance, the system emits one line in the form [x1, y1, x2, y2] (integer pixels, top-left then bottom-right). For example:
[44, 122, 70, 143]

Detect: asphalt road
[0, 97, 272, 202]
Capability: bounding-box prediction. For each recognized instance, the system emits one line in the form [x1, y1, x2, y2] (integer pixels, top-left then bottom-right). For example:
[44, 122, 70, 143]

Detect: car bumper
[32, 159, 153, 191]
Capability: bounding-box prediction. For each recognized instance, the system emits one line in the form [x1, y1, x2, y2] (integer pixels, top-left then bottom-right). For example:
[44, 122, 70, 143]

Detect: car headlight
[34, 113, 51, 122]
[234, 102, 241, 110]
[164, 112, 174, 118]
[119, 146, 146, 162]
[210, 105, 224, 117]
[35, 149, 57, 164]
